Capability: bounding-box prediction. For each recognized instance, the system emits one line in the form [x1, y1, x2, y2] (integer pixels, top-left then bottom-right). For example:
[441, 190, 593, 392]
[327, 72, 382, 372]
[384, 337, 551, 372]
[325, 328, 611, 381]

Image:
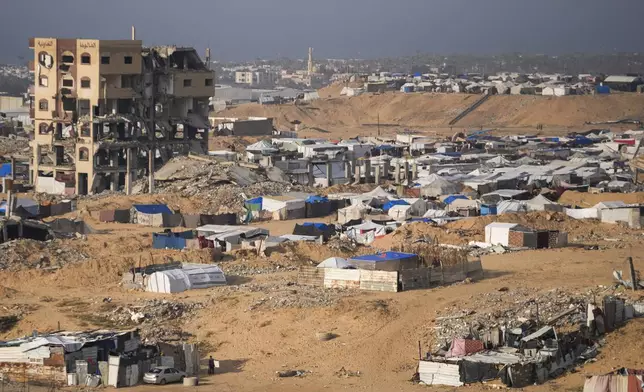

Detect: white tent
[423, 209, 448, 218]
[388, 205, 412, 221]
[317, 257, 350, 269]
[338, 203, 368, 224]
[420, 174, 462, 197]
[363, 186, 392, 198]
[525, 195, 558, 211]
[182, 263, 227, 289]
[448, 198, 481, 212]
[401, 198, 428, 216]
[146, 270, 191, 294]
[346, 221, 387, 244]
[496, 200, 528, 215]
[246, 140, 278, 153]
[485, 156, 512, 167]
[484, 223, 519, 246]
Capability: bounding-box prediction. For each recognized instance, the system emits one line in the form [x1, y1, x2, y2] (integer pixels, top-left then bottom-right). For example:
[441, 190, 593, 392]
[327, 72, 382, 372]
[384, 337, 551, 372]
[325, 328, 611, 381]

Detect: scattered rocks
[276, 370, 309, 378]
[335, 367, 361, 378]
[316, 332, 338, 341]
[0, 239, 89, 271]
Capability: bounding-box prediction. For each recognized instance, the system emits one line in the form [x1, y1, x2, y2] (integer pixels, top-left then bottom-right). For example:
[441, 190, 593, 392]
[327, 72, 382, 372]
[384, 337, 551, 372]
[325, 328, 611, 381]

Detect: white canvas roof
[363, 186, 392, 198]
[317, 257, 350, 268]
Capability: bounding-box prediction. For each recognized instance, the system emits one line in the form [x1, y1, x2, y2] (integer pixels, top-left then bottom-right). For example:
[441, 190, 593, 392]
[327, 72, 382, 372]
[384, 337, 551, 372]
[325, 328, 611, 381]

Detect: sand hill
[221, 92, 644, 138]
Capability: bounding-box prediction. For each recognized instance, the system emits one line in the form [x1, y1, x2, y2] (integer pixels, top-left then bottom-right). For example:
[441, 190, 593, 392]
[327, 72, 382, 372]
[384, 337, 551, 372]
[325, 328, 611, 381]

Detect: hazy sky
[2, 0, 644, 64]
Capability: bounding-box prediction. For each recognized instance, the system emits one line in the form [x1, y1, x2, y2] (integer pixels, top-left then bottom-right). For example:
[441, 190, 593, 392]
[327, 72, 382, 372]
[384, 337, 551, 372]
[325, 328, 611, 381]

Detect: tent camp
[496, 200, 528, 215]
[317, 257, 350, 269]
[401, 198, 428, 216]
[349, 251, 419, 271]
[420, 174, 462, 197]
[382, 199, 409, 212]
[443, 195, 469, 205]
[293, 223, 336, 240]
[423, 209, 448, 218]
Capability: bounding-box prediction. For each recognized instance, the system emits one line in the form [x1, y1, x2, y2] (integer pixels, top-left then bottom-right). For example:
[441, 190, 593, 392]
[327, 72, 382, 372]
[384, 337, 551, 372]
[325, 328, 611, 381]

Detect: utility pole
[377, 112, 380, 137]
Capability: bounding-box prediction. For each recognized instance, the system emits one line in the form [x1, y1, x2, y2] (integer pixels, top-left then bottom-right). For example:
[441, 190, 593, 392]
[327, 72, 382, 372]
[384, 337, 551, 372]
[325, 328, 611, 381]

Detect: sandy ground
[222, 93, 644, 140]
[1, 207, 644, 392]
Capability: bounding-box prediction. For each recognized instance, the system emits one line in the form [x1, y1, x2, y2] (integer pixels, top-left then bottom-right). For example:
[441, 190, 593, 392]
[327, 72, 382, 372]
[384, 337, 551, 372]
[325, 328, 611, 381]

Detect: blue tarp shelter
[152, 230, 194, 250]
[0, 163, 11, 178]
[305, 196, 329, 204]
[133, 204, 172, 214]
[382, 199, 409, 212]
[302, 222, 331, 231]
[443, 195, 468, 205]
[349, 251, 419, 272]
[480, 204, 497, 216]
[244, 197, 263, 211]
[573, 136, 594, 146]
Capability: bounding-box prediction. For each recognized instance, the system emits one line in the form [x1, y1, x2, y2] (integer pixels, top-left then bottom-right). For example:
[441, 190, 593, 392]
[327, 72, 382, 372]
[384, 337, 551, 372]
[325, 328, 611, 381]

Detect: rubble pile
[432, 287, 600, 349]
[0, 239, 89, 271]
[107, 299, 205, 327]
[213, 282, 353, 310]
[0, 135, 30, 156]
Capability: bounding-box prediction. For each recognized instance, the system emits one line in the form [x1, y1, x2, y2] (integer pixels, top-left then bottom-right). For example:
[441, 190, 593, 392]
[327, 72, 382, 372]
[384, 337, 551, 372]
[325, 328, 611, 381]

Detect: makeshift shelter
[146, 269, 191, 294]
[401, 198, 428, 216]
[388, 205, 412, 221]
[305, 196, 333, 218]
[133, 204, 173, 227]
[98, 209, 131, 223]
[292, 223, 336, 240]
[349, 251, 419, 271]
[382, 199, 409, 212]
[152, 231, 195, 250]
[525, 195, 559, 212]
[420, 174, 462, 197]
[181, 263, 227, 289]
[260, 197, 306, 221]
[443, 195, 469, 205]
[317, 257, 350, 269]
[485, 222, 522, 246]
[496, 200, 528, 215]
[346, 221, 387, 244]
[423, 209, 448, 218]
[337, 203, 368, 225]
[363, 186, 393, 199]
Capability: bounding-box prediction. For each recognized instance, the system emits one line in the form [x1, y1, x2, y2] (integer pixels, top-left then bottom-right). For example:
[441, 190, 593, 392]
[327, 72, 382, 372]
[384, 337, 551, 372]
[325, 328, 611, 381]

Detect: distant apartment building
[29, 36, 215, 195]
[235, 70, 276, 86]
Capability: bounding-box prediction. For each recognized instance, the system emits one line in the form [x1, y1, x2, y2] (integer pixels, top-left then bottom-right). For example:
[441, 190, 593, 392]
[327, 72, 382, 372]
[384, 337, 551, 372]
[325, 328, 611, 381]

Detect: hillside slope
[222, 93, 644, 134]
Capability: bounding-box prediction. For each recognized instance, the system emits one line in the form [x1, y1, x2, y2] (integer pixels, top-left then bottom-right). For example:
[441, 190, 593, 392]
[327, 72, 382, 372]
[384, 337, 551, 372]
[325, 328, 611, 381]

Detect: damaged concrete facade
[29, 37, 215, 195]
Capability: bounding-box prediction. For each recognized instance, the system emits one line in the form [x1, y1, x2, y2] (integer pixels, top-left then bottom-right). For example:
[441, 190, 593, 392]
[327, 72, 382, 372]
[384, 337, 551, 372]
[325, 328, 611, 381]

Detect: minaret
[307, 47, 313, 76]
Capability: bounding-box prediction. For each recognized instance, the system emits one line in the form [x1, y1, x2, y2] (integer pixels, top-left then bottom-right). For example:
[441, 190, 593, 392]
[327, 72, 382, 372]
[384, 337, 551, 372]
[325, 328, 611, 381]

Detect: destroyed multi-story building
[29, 34, 215, 195]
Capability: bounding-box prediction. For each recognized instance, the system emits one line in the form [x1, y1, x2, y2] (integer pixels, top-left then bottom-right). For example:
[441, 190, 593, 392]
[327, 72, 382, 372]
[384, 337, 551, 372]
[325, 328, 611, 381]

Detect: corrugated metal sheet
[419, 361, 463, 387]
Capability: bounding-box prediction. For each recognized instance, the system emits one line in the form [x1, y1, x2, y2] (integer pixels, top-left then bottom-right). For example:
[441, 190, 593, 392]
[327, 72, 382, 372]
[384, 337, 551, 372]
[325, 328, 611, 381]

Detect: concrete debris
[0, 135, 30, 156]
[431, 287, 601, 349]
[277, 370, 309, 378]
[0, 239, 88, 271]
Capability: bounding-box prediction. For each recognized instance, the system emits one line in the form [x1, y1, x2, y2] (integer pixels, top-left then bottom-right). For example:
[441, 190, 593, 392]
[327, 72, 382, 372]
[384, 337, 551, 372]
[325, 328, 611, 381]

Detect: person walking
[208, 356, 216, 375]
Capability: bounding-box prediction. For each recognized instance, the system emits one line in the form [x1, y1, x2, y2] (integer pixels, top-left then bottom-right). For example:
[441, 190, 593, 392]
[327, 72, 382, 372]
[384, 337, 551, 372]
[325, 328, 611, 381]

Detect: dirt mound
[317, 81, 363, 98]
[446, 211, 635, 242]
[222, 94, 644, 139]
[373, 222, 468, 249]
[558, 191, 644, 207]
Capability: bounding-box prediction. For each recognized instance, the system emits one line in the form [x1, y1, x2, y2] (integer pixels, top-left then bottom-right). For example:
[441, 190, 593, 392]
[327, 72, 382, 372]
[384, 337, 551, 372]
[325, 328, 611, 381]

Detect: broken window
[61, 53, 74, 64]
[183, 79, 192, 87]
[124, 56, 133, 64]
[62, 97, 76, 112]
[205, 78, 213, 87]
[62, 78, 74, 88]
[38, 52, 54, 69]
[121, 75, 134, 88]
[81, 77, 91, 88]
[81, 53, 91, 64]
[101, 55, 110, 65]
[39, 122, 49, 134]
[38, 75, 48, 87]
[38, 99, 49, 111]
[80, 122, 90, 137]
[79, 147, 89, 161]
[78, 100, 90, 117]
